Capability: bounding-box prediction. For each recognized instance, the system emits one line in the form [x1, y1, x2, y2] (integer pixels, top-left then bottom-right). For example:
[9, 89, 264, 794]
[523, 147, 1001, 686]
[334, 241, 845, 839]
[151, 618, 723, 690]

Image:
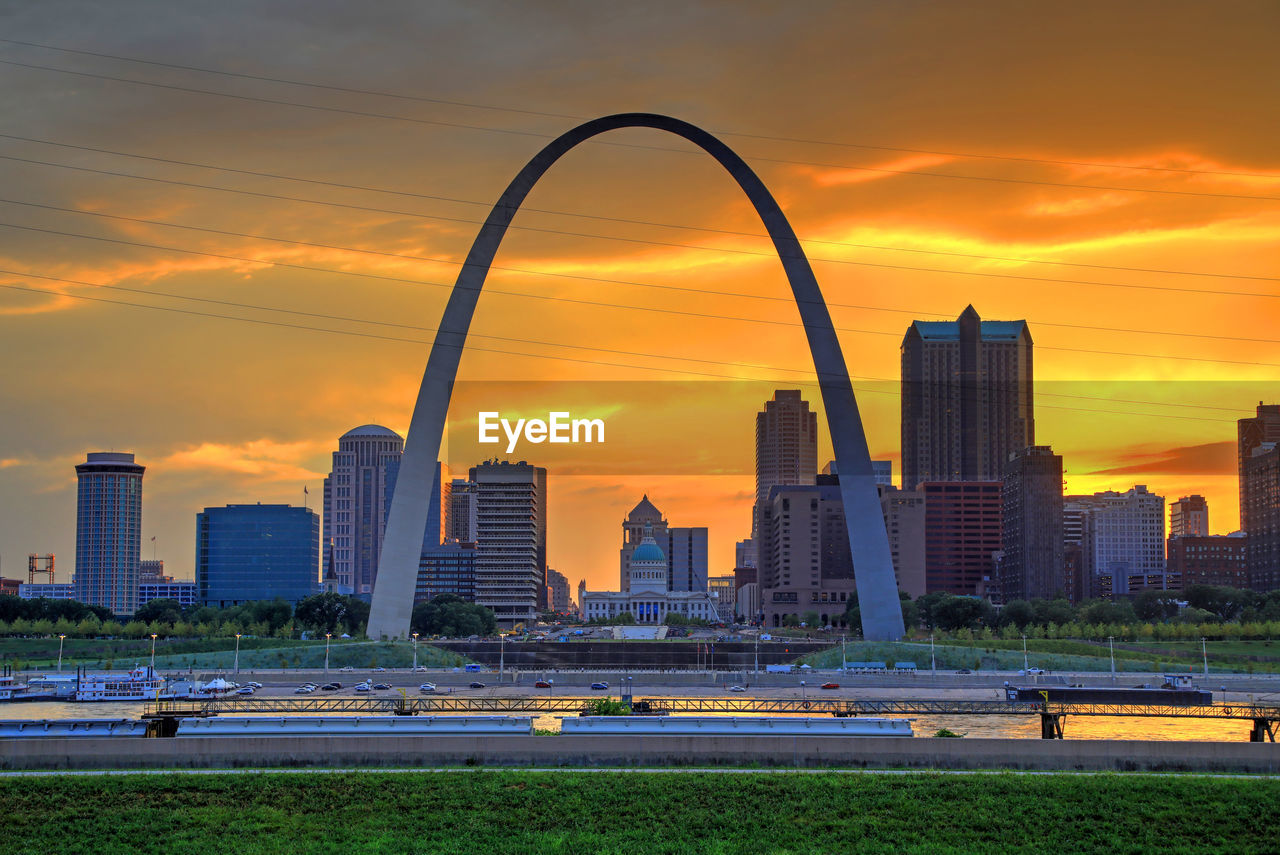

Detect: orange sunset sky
[1, 2, 1277, 594]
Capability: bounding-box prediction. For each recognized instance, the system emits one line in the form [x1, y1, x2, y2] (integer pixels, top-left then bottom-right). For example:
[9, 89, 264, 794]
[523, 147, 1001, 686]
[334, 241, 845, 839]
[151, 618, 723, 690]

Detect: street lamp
[412, 632, 419, 671]
[233, 633, 242, 675]
[57, 634, 66, 672]
[1201, 637, 1209, 676]
[800, 679, 806, 703]
[1108, 636, 1116, 685]
[930, 634, 936, 679]
[548, 678, 554, 700]
[150, 633, 158, 671]
[1021, 634, 1029, 676]
[324, 632, 332, 673]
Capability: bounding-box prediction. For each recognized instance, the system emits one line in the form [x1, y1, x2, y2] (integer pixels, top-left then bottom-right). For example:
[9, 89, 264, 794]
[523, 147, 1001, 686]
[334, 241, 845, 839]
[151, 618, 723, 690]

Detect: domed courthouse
[580, 522, 719, 624]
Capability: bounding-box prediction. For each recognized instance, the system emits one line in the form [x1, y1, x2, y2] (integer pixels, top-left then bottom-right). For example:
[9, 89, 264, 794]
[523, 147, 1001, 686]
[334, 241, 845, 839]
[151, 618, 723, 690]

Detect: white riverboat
[74, 666, 167, 702]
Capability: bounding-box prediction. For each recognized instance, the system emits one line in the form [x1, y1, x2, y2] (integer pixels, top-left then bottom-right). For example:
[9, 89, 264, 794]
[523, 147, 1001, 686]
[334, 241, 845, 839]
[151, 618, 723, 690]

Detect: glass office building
[74, 452, 145, 615]
[196, 504, 320, 607]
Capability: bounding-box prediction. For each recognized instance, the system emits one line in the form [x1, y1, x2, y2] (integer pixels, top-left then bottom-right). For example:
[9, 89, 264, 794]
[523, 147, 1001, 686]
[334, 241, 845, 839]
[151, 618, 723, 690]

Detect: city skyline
[2, 3, 1277, 591]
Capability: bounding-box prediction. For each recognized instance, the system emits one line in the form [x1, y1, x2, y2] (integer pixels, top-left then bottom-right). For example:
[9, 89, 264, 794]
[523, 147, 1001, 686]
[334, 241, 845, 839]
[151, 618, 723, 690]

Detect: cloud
[157, 439, 329, 482]
[798, 154, 955, 188]
[1087, 441, 1236, 476]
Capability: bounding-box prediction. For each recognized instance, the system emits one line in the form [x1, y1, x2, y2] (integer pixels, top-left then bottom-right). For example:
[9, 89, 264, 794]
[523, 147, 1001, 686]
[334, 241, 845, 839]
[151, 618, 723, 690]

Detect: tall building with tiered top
[323, 425, 403, 595]
[901, 305, 1033, 489]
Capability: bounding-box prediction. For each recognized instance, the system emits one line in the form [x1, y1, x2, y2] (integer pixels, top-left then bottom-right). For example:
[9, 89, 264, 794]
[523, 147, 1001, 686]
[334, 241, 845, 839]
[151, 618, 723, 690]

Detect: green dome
[631, 540, 666, 564]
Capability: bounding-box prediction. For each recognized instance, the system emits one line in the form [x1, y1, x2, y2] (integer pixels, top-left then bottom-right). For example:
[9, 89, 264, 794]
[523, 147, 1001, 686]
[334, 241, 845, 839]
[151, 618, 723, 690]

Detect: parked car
[418, 683, 436, 693]
[590, 682, 609, 691]
[1021, 668, 1046, 676]
[340, 666, 354, 672]
[373, 683, 392, 691]
[413, 666, 431, 673]
[956, 669, 972, 675]
[234, 686, 255, 695]
[821, 682, 840, 690]
[468, 681, 486, 689]
[245, 681, 263, 689]
[534, 680, 552, 689]
[354, 682, 372, 692]
[320, 682, 341, 691]
[728, 685, 747, 693]
[372, 667, 387, 672]
[294, 686, 314, 694]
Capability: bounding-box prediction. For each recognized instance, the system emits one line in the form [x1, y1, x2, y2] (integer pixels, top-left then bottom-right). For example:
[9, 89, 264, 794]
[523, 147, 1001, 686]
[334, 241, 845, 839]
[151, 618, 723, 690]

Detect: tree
[294, 593, 354, 634]
[802, 610, 821, 628]
[1134, 590, 1179, 622]
[410, 595, 497, 637]
[134, 598, 183, 626]
[663, 612, 688, 626]
[1000, 600, 1035, 629]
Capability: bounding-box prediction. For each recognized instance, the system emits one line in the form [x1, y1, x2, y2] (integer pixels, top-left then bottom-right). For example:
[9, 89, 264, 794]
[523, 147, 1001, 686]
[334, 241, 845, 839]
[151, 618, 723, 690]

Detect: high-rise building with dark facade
[753, 390, 817, 543]
[920, 481, 1003, 596]
[447, 479, 478, 543]
[1243, 442, 1279, 591]
[384, 459, 449, 553]
[74, 452, 145, 615]
[1168, 532, 1248, 589]
[196, 504, 320, 607]
[1169, 495, 1209, 539]
[323, 425, 403, 596]
[414, 542, 476, 603]
[901, 306, 1033, 490]
[999, 446, 1065, 602]
[667, 527, 708, 593]
[470, 460, 547, 624]
[1239, 403, 1280, 526]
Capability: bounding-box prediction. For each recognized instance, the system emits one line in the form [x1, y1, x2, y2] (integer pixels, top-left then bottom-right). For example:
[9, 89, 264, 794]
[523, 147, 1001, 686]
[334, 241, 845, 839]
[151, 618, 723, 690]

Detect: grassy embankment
[0, 637, 472, 671]
[1, 771, 1277, 854]
[799, 638, 1280, 674]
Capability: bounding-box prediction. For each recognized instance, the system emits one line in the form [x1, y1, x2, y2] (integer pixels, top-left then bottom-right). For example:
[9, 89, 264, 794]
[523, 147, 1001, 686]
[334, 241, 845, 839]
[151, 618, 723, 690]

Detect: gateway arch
[367, 113, 906, 641]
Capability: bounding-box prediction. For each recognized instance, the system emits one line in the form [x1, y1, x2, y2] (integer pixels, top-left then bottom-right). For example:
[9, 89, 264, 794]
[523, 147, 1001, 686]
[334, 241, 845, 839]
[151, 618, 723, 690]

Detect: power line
[3, 217, 1279, 373]
[4, 37, 1278, 181]
[4, 145, 1277, 288]
[5, 56, 1280, 204]
[2, 191, 1276, 322]
[0, 276, 1241, 424]
[3, 214, 1278, 370]
[2, 266, 1247, 415]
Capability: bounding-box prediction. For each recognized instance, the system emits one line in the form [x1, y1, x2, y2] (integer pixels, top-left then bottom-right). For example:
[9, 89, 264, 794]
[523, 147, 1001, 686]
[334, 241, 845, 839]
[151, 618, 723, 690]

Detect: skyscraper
[999, 446, 1065, 602]
[758, 479, 856, 628]
[1073, 486, 1166, 597]
[448, 479, 478, 543]
[1238, 403, 1280, 523]
[901, 305, 1033, 489]
[470, 460, 547, 625]
[667, 526, 709, 592]
[196, 504, 320, 607]
[323, 425, 403, 595]
[753, 390, 817, 542]
[920, 481, 1003, 596]
[74, 452, 144, 615]
[1242, 443, 1279, 591]
[1169, 495, 1209, 538]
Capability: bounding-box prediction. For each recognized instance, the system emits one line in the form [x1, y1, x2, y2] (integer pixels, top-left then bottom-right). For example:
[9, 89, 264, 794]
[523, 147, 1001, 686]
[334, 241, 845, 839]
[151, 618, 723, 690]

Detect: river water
[4, 700, 1256, 740]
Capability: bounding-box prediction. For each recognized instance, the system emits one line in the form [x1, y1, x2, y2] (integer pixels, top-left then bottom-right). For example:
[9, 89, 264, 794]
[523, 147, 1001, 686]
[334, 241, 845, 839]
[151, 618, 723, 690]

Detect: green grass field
[1, 771, 1276, 854]
[800, 638, 1280, 674]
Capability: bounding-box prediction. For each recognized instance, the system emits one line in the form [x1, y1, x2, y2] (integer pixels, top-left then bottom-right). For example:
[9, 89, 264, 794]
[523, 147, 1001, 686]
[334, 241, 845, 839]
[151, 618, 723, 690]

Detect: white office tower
[470, 460, 547, 626]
